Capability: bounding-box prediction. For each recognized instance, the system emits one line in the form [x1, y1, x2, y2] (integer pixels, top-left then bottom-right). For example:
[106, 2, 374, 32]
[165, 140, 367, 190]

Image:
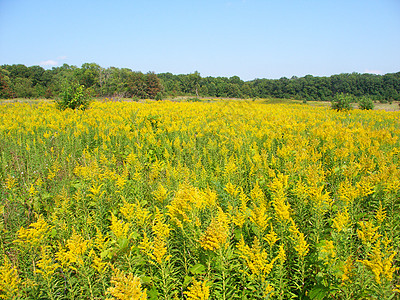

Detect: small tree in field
[57, 84, 92, 110]
[331, 93, 352, 111]
[358, 96, 374, 110]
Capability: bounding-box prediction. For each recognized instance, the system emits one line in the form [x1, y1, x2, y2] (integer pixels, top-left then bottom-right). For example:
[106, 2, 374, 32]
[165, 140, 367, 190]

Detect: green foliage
[331, 93, 353, 111]
[57, 84, 91, 110]
[2, 63, 400, 101]
[186, 97, 201, 102]
[0, 70, 15, 98]
[155, 92, 163, 101]
[358, 96, 374, 110]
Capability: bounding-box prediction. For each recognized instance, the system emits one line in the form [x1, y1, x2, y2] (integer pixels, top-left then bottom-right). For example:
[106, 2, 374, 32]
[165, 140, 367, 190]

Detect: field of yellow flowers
[0, 99, 399, 299]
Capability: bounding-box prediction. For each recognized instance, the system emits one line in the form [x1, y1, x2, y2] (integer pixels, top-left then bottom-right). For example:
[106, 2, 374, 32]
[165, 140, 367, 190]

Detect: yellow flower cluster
[0, 256, 21, 299]
[184, 280, 210, 300]
[236, 236, 277, 278]
[359, 238, 398, 284]
[199, 207, 230, 251]
[14, 215, 52, 248]
[107, 267, 147, 300]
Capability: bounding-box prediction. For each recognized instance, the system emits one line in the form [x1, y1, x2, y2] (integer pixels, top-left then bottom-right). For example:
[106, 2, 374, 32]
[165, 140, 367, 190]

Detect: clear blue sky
[1, 0, 399, 80]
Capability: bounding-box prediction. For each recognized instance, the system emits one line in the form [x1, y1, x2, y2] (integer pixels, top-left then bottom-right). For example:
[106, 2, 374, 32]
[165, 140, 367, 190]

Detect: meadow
[0, 99, 399, 299]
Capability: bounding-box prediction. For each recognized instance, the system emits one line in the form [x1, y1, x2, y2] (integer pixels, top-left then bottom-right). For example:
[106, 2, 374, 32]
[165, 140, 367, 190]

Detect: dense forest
[1, 63, 399, 101]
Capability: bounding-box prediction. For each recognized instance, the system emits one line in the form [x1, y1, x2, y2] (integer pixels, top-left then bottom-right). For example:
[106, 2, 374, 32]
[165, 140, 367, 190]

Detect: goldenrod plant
[0, 99, 399, 299]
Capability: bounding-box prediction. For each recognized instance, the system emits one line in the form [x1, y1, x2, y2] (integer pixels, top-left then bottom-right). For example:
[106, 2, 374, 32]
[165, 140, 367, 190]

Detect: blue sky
[0, 0, 399, 80]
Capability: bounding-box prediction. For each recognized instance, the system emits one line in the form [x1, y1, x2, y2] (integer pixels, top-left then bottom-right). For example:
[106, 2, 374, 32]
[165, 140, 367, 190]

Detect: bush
[331, 93, 352, 111]
[358, 96, 374, 110]
[186, 97, 201, 102]
[155, 92, 163, 101]
[57, 84, 91, 110]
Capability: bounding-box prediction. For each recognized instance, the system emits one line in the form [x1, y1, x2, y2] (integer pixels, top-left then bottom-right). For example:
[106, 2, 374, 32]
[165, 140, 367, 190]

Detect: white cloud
[40, 60, 58, 66]
[364, 69, 382, 75]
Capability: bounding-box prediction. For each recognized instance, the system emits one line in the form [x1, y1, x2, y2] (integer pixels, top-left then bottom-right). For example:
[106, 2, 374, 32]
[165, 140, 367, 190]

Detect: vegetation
[331, 93, 353, 111]
[1, 63, 400, 102]
[358, 96, 375, 110]
[0, 100, 399, 299]
[56, 84, 92, 110]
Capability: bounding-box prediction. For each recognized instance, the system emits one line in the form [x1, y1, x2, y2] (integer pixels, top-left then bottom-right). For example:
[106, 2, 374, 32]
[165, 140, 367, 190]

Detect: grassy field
[0, 99, 399, 299]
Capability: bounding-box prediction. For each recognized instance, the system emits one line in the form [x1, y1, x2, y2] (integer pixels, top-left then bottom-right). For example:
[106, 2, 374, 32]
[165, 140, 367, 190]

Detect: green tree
[331, 93, 353, 111]
[0, 69, 15, 98]
[146, 72, 163, 99]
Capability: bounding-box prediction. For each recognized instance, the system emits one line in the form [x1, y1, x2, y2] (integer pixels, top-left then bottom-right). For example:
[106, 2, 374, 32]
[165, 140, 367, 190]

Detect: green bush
[57, 84, 91, 110]
[155, 92, 163, 101]
[186, 97, 201, 102]
[331, 93, 352, 111]
[358, 96, 374, 110]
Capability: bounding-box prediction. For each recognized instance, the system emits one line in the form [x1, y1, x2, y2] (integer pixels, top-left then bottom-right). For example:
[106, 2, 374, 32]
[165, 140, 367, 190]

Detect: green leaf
[183, 275, 192, 287]
[309, 284, 330, 300]
[148, 285, 159, 300]
[189, 263, 206, 275]
[141, 276, 152, 285]
[50, 228, 58, 238]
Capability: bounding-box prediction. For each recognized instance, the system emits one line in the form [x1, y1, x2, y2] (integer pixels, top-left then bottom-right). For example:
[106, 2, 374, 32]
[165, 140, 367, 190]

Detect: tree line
[1, 63, 399, 101]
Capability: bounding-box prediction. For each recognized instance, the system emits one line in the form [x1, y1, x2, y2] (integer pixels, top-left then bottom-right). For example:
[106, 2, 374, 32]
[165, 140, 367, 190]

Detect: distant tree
[126, 71, 147, 98]
[13, 77, 35, 98]
[146, 72, 163, 99]
[187, 71, 201, 97]
[0, 69, 15, 98]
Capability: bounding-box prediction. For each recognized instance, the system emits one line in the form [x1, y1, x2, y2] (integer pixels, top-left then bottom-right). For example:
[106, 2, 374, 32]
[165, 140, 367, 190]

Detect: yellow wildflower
[199, 207, 230, 251]
[357, 221, 381, 245]
[56, 231, 90, 270]
[276, 244, 286, 265]
[332, 208, 350, 233]
[294, 232, 309, 259]
[152, 184, 169, 203]
[263, 282, 275, 298]
[250, 202, 270, 232]
[236, 236, 277, 277]
[269, 175, 291, 222]
[375, 201, 386, 224]
[107, 267, 147, 300]
[5, 175, 17, 190]
[139, 232, 155, 262]
[319, 240, 336, 265]
[0, 256, 21, 299]
[152, 235, 171, 264]
[35, 246, 59, 279]
[15, 215, 52, 248]
[28, 183, 38, 197]
[110, 213, 130, 240]
[167, 184, 204, 228]
[341, 256, 354, 283]
[250, 182, 265, 203]
[359, 240, 398, 284]
[224, 182, 239, 197]
[90, 251, 108, 274]
[264, 225, 279, 247]
[152, 208, 171, 239]
[184, 279, 210, 300]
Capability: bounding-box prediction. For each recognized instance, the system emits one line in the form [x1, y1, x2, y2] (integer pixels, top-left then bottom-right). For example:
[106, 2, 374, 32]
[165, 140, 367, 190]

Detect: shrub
[57, 84, 91, 110]
[331, 93, 352, 111]
[155, 92, 163, 101]
[358, 96, 374, 110]
[186, 97, 201, 102]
